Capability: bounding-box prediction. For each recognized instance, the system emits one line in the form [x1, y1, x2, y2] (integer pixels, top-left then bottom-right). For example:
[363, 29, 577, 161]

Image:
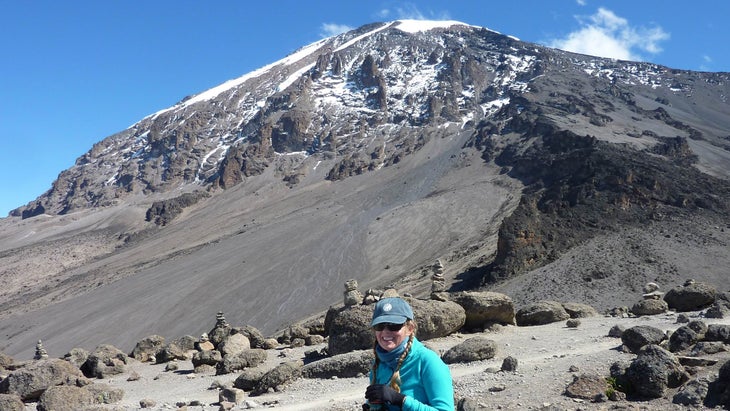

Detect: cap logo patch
[383, 303, 393, 312]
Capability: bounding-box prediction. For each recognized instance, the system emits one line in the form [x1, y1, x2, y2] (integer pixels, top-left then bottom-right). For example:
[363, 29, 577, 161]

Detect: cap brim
[371, 315, 408, 327]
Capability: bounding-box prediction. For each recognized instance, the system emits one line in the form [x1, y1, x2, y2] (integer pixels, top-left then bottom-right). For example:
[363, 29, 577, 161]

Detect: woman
[364, 297, 454, 410]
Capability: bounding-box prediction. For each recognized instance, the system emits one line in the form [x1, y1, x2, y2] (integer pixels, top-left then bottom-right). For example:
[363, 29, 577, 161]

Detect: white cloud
[547, 7, 669, 61]
[576, 0, 587, 5]
[375, 3, 450, 21]
[320, 23, 354, 38]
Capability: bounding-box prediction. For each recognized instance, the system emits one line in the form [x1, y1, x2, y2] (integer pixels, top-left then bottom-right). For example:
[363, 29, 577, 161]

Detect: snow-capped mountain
[2, 20, 730, 358]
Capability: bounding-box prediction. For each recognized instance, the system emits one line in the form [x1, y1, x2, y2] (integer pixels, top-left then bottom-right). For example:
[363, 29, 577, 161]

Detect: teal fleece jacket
[369, 337, 454, 411]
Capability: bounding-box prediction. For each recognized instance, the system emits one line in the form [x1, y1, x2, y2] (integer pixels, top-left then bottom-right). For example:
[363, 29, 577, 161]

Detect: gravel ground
[20, 309, 730, 411]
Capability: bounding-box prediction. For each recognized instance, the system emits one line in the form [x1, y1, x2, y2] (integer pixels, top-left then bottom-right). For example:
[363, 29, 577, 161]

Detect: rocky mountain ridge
[1, 19, 729, 362]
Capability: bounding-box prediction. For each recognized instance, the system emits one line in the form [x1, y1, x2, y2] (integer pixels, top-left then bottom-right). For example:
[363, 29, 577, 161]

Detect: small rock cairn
[34, 339, 49, 360]
[430, 259, 447, 301]
[344, 279, 363, 307]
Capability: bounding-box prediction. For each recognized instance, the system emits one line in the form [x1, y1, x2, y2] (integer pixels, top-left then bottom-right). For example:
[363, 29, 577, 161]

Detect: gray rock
[608, 324, 625, 338]
[326, 305, 374, 355]
[442, 336, 497, 364]
[85, 382, 124, 404]
[668, 325, 699, 353]
[62, 348, 89, 369]
[251, 361, 302, 396]
[233, 325, 268, 349]
[705, 324, 730, 343]
[81, 344, 128, 379]
[0, 358, 87, 401]
[631, 299, 668, 316]
[689, 341, 726, 356]
[0, 352, 15, 371]
[130, 335, 165, 362]
[449, 291, 515, 328]
[37, 385, 94, 411]
[219, 387, 246, 404]
[216, 348, 267, 375]
[673, 377, 709, 406]
[566, 319, 581, 328]
[516, 300, 570, 326]
[409, 299, 466, 341]
[191, 349, 223, 367]
[155, 342, 188, 363]
[561, 302, 598, 318]
[501, 356, 518, 372]
[0, 394, 24, 411]
[664, 281, 717, 311]
[626, 344, 688, 398]
[302, 350, 373, 379]
[233, 368, 266, 391]
[621, 325, 667, 353]
[564, 374, 607, 400]
[218, 333, 251, 357]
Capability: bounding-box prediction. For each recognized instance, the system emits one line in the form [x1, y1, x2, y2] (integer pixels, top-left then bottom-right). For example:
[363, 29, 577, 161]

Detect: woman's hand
[365, 384, 405, 406]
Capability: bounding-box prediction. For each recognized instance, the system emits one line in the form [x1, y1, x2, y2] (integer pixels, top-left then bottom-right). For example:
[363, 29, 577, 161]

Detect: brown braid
[371, 320, 417, 393]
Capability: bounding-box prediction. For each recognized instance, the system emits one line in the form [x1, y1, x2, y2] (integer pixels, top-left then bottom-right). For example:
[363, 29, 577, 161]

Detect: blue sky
[1, 0, 728, 217]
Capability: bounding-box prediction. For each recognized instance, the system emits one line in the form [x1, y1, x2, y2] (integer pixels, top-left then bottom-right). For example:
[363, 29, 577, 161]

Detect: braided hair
[371, 320, 417, 392]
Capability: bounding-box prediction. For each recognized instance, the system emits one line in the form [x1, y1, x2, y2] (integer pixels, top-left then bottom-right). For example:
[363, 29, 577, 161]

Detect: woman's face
[375, 321, 413, 352]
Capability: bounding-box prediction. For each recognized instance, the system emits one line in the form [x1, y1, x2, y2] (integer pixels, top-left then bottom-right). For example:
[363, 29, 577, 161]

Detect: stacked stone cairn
[630, 282, 669, 316]
[343, 279, 363, 306]
[430, 259, 448, 301]
[33, 340, 49, 360]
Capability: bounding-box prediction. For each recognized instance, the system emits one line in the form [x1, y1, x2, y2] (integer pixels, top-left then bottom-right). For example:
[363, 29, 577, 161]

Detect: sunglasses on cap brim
[373, 322, 405, 332]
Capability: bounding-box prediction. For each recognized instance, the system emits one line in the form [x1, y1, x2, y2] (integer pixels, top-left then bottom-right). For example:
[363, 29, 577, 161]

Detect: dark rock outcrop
[625, 344, 689, 398]
[621, 325, 667, 354]
[442, 336, 498, 364]
[515, 300, 570, 326]
[664, 281, 717, 312]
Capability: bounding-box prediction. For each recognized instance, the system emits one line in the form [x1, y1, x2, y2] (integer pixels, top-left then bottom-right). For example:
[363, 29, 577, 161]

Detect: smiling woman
[365, 297, 454, 411]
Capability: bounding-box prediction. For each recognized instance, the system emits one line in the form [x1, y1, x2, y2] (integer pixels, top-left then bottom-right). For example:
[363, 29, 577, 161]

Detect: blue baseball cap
[371, 297, 414, 326]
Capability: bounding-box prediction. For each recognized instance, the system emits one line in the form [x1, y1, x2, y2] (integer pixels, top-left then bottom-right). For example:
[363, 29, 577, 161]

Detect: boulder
[85, 383, 124, 404]
[706, 324, 730, 343]
[442, 336, 498, 364]
[561, 302, 598, 318]
[234, 325, 268, 349]
[0, 394, 24, 411]
[251, 361, 302, 396]
[130, 335, 165, 362]
[621, 325, 667, 353]
[216, 349, 267, 375]
[673, 377, 709, 406]
[626, 344, 688, 398]
[62, 348, 89, 369]
[220, 387, 246, 404]
[0, 358, 86, 401]
[608, 324, 625, 338]
[515, 300, 570, 326]
[37, 385, 95, 411]
[327, 305, 374, 356]
[668, 326, 699, 353]
[219, 333, 251, 357]
[191, 350, 222, 368]
[155, 342, 189, 363]
[302, 350, 373, 379]
[564, 374, 607, 400]
[631, 299, 668, 316]
[233, 368, 266, 391]
[409, 299, 465, 340]
[501, 356, 518, 372]
[706, 292, 730, 318]
[81, 344, 128, 379]
[664, 281, 717, 311]
[449, 291, 515, 328]
[0, 352, 15, 371]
